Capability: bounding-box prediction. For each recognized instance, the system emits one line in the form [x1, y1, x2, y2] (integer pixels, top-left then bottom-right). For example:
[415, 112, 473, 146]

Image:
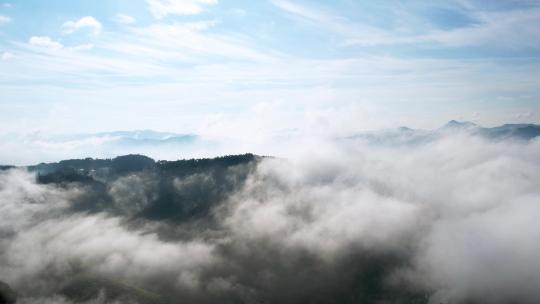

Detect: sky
[1, 0, 540, 138]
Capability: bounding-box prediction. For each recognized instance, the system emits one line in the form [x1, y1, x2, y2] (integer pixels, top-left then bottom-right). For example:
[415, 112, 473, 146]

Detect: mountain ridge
[346, 121, 540, 145]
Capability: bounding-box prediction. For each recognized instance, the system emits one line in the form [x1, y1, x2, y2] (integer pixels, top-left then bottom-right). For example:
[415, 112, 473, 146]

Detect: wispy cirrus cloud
[271, 0, 540, 50]
[120, 21, 275, 63]
[270, 0, 423, 47]
[27, 36, 94, 53]
[28, 36, 63, 50]
[113, 13, 136, 25]
[423, 7, 540, 49]
[3, 17, 276, 87]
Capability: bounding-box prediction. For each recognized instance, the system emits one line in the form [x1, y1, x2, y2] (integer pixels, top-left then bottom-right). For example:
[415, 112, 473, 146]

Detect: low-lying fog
[1, 132, 540, 303]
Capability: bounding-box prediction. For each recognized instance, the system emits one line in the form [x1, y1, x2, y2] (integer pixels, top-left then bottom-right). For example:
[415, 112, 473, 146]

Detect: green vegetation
[31, 154, 261, 222]
[61, 275, 170, 304]
[0, 281, 16, 304]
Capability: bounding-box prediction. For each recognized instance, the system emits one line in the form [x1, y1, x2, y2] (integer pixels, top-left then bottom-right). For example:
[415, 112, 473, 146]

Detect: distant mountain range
[345, 121, 540, 146]
[24, 122, 540, 148]
[440, 120, 540, 139]
[0, 130, 207, 166]
[27, 122, 540, 151]
[54, 130, 199, 146]
[1, 122, 539, 166]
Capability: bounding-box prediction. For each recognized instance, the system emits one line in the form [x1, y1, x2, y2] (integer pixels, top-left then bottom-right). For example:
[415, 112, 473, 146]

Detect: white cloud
[61, 16, 102, 35]
[69, 43, 94, 51]
[1, 51, 14, 60]
[0, 15, 11, 24]
[113, 13, 136, 24]
[512, 112, 534, 119]
[24, 37, 93, 55]
[147, 0, 218, 19]
[0, 170, 216, 296]
[28, 36, 63, 50]
[221, 135, 540, 303]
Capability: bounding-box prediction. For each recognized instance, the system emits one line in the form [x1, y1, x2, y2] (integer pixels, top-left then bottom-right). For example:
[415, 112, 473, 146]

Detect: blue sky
[1, 0, 540, 138]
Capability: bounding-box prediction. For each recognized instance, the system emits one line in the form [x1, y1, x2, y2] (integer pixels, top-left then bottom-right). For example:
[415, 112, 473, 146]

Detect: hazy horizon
[1, 119, 539, 166]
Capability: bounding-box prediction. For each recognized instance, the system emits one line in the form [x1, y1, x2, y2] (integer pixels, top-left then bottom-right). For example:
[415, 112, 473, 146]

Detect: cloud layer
[1, 134, 540, 303]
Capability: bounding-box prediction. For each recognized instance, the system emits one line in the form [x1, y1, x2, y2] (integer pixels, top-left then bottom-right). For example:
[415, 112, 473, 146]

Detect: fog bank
[1, 134, 540, 303]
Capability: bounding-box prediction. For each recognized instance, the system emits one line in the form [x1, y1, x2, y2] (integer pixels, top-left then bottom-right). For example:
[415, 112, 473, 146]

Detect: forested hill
[26, 153, 258, 175]
[13, 154, 262, 223]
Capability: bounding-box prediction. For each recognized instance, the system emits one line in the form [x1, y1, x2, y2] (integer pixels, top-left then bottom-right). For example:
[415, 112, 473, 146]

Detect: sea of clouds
[1, 133, 540, 303]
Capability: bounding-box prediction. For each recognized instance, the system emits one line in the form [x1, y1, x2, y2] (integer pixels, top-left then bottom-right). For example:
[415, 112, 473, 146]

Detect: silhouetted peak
[398, 126, 413, 132]
[441, 120, 478, 129]
[111, 154, 156, 173]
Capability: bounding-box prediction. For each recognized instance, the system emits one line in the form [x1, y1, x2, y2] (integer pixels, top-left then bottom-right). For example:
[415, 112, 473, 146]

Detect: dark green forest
[32, 154, 260, 222]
